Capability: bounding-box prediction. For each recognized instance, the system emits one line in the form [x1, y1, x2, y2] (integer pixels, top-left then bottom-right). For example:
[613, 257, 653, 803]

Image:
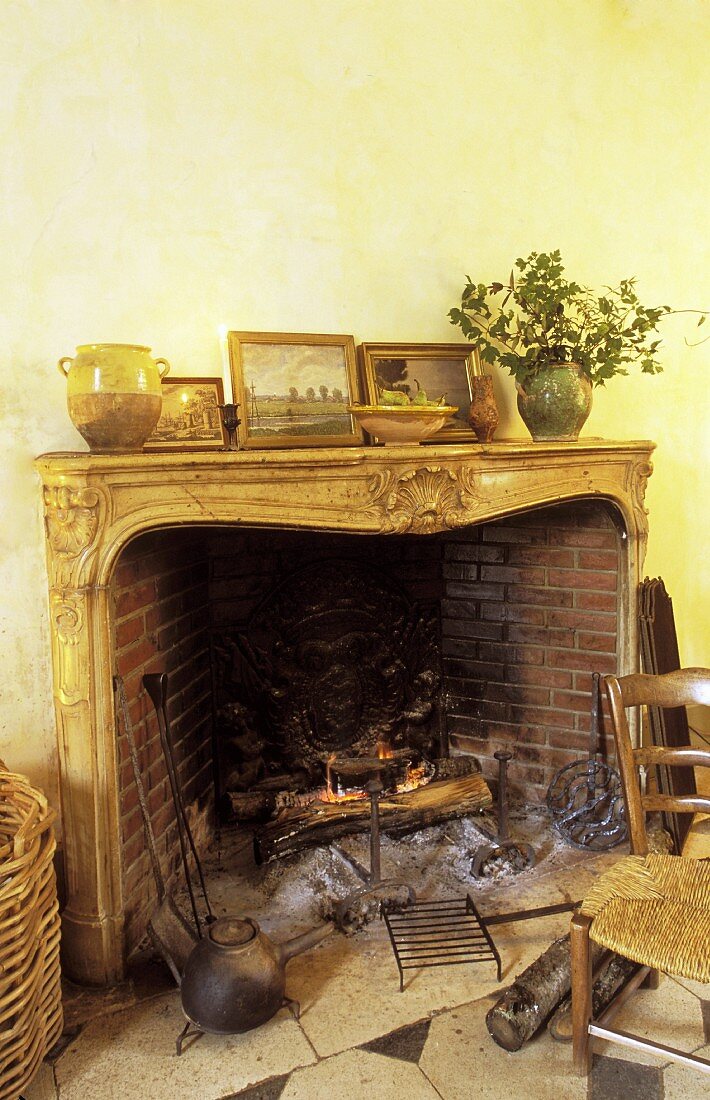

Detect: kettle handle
[58, 357, 73, 377]
[154, 357, 170, 378]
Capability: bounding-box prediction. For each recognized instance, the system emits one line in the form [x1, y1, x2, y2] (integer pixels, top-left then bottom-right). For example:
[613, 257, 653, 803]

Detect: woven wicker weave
[0, 769, 63, 1100]
[581, 852, 710, 984]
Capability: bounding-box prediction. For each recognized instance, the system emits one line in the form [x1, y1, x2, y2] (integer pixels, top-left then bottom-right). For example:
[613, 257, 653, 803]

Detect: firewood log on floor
[486, 932, 639, 1051]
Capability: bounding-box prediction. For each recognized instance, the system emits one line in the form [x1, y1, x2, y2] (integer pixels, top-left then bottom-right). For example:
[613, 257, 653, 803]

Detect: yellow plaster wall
[1, 0, 707, 800]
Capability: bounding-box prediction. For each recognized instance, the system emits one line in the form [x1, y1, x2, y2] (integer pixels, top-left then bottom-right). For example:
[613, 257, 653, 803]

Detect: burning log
[254, 773, 492, 864]
[431, 756, 481, 780]
[486, 934, 605, 1052]
[226, 791, 275, 822]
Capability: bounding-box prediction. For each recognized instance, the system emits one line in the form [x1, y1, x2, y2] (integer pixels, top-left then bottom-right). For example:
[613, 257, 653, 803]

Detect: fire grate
[383, 895, 501, 992]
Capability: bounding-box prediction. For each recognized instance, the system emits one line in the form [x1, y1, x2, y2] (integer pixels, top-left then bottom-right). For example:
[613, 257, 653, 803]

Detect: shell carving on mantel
[367, 465, 479, 534]
[43, 485, 100, 556]
[42, 483, 102, 588]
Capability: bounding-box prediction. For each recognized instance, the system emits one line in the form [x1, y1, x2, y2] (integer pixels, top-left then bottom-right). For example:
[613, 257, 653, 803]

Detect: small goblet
[218, 403, 241, 451]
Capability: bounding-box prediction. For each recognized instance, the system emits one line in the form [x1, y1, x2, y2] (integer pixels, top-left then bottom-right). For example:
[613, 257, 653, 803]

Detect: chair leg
[641, 968, 661, 989]
[571, 912, 594, 1077]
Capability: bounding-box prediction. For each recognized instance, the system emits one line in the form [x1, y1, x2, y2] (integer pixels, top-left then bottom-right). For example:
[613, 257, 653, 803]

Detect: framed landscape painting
[144, 377, 226, 450]
[358, 342, 482, 442]
[227, 331, 364, 448]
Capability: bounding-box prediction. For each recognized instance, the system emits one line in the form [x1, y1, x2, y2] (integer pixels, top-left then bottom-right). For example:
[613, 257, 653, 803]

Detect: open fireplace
[37, 439, 653, 984]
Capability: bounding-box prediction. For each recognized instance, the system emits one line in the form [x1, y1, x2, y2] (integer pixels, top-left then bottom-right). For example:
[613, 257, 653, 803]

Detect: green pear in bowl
[378, 386, 410, 406]
[411, 380, 429, 406]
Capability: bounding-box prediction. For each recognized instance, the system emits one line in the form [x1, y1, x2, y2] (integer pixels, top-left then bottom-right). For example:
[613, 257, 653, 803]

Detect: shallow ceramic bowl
[348, 405, 459, 445]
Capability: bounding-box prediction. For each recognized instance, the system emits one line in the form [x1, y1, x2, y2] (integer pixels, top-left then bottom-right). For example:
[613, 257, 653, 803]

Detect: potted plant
[449, 250, 704, 442]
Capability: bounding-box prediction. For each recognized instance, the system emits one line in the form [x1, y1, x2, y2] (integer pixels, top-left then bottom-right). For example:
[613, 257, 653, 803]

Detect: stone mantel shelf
[35, 437, 654, 985]
[37, 438, 655, 589]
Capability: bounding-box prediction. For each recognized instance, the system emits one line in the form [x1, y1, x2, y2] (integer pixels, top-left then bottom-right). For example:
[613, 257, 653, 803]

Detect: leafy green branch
[449, 250, 707, 388]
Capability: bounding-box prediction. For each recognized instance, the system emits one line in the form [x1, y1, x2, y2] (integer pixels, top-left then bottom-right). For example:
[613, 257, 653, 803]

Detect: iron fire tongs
[143, 672, 215, 934]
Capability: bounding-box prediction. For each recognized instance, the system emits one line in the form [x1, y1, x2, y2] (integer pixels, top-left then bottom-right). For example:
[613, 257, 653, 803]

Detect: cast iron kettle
[179, 915, 333, 1046]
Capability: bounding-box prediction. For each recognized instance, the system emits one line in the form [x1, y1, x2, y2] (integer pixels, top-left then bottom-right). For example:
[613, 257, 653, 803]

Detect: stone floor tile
[359, 1018, 431, 1063]
[663, 1043, 710, 1098]
[20, 1061, 58, 1100]
[53, 992, 316, 1100]
[224, 1073, 290, 1099]
[280, 1048, 440, 1100]
[420, 996, 587, 1100]
[591, 976, 706, 1067]
[589, 1054, 663, 1100]
[287, 906, 571, 1058]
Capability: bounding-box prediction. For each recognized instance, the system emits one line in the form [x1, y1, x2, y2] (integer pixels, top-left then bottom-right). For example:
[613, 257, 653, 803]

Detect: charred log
[254, 773, 492, 863]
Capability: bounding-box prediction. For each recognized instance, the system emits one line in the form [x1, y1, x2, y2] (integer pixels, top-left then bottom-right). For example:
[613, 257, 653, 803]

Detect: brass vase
[58, 343, 170, 453]
[467, 376, 499, 442]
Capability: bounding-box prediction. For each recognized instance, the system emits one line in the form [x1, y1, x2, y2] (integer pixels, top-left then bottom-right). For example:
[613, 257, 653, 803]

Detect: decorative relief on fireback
[50, 590, 88, 706]
[366, 465, 478, 534]
[215, 560, 441, 784]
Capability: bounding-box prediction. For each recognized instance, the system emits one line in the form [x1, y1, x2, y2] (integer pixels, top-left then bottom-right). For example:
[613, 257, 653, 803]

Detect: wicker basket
[0, 768, 62, 1100]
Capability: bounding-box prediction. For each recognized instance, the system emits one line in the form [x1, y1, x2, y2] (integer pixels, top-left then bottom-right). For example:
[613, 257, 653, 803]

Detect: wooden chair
[571, 668, 710, 1077]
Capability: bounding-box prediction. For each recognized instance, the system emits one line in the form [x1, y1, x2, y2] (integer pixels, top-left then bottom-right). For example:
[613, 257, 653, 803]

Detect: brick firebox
[111, 500, 621, 955]
[37, 441, 652, 983]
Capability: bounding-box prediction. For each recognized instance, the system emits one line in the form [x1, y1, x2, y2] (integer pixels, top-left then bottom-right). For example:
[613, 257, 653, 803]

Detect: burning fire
[321, 745, 432, 803]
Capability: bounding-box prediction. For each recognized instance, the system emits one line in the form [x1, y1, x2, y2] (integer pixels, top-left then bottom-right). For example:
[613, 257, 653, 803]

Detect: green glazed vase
[516, 364, 592, 442]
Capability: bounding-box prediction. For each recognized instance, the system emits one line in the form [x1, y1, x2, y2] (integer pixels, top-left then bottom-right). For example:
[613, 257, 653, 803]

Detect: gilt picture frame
[144, 377, 227, 450]
[358, 342, 482, 442]
[227, 331, 364, 448]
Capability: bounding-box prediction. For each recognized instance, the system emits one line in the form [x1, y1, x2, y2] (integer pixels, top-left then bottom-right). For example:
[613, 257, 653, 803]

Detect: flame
[396, 762, 429, 794]
[320, 751, 432, 803]
[323, 752, 367, 804]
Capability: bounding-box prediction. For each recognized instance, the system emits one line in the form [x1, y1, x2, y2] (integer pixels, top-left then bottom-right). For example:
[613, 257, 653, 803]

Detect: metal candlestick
[218, 403, 241, 451]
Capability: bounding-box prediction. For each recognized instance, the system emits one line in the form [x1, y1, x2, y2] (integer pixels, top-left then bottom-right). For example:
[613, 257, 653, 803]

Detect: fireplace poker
[143, 673, 215, 931]
[114, 675, 198, 983]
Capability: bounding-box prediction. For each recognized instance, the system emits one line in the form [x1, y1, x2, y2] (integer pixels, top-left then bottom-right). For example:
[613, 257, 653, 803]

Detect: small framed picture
[227, 331, 364, 448]
[358, 342, 482, 442]
[144, 377, 227, 450]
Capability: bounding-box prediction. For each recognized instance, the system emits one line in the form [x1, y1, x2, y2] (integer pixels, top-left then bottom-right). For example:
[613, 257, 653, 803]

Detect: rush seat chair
[571, 668, 710, 1076]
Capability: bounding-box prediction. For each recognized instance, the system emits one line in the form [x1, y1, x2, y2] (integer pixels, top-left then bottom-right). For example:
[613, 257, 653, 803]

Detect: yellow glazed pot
[58, 343, 170, 453]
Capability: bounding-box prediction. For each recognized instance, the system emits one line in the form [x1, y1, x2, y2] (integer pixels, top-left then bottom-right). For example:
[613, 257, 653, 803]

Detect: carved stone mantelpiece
[36, 438, 654, 984]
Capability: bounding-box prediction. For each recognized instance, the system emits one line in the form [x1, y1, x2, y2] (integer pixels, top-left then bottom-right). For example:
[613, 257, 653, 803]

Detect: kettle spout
[278, 921, 334, 965]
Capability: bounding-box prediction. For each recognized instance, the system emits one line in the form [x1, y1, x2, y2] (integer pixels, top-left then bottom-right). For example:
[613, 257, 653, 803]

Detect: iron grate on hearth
[383, 895, 502, 992]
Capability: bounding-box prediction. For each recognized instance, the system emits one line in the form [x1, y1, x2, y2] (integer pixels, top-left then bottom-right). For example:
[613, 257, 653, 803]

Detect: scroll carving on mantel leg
[365, 465, 479, 534]
[50, 590, 89, 707]
[42, 483, 102, 588]
[627, 459, 653, 564]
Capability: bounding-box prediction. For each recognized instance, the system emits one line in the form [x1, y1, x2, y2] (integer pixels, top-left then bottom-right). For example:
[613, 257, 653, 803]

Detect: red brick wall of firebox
[110, 499, 620, 953]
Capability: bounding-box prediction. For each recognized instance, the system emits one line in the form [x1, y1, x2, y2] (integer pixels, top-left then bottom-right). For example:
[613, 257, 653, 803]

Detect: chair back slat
[641, 793, 710, 815]
[635, 746, 710, 769]
[603, 668, 710, 856]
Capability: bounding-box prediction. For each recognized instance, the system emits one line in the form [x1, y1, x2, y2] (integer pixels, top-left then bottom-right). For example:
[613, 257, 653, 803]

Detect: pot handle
[58, 356, 73, 377]
[154, 357, 170, 379]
